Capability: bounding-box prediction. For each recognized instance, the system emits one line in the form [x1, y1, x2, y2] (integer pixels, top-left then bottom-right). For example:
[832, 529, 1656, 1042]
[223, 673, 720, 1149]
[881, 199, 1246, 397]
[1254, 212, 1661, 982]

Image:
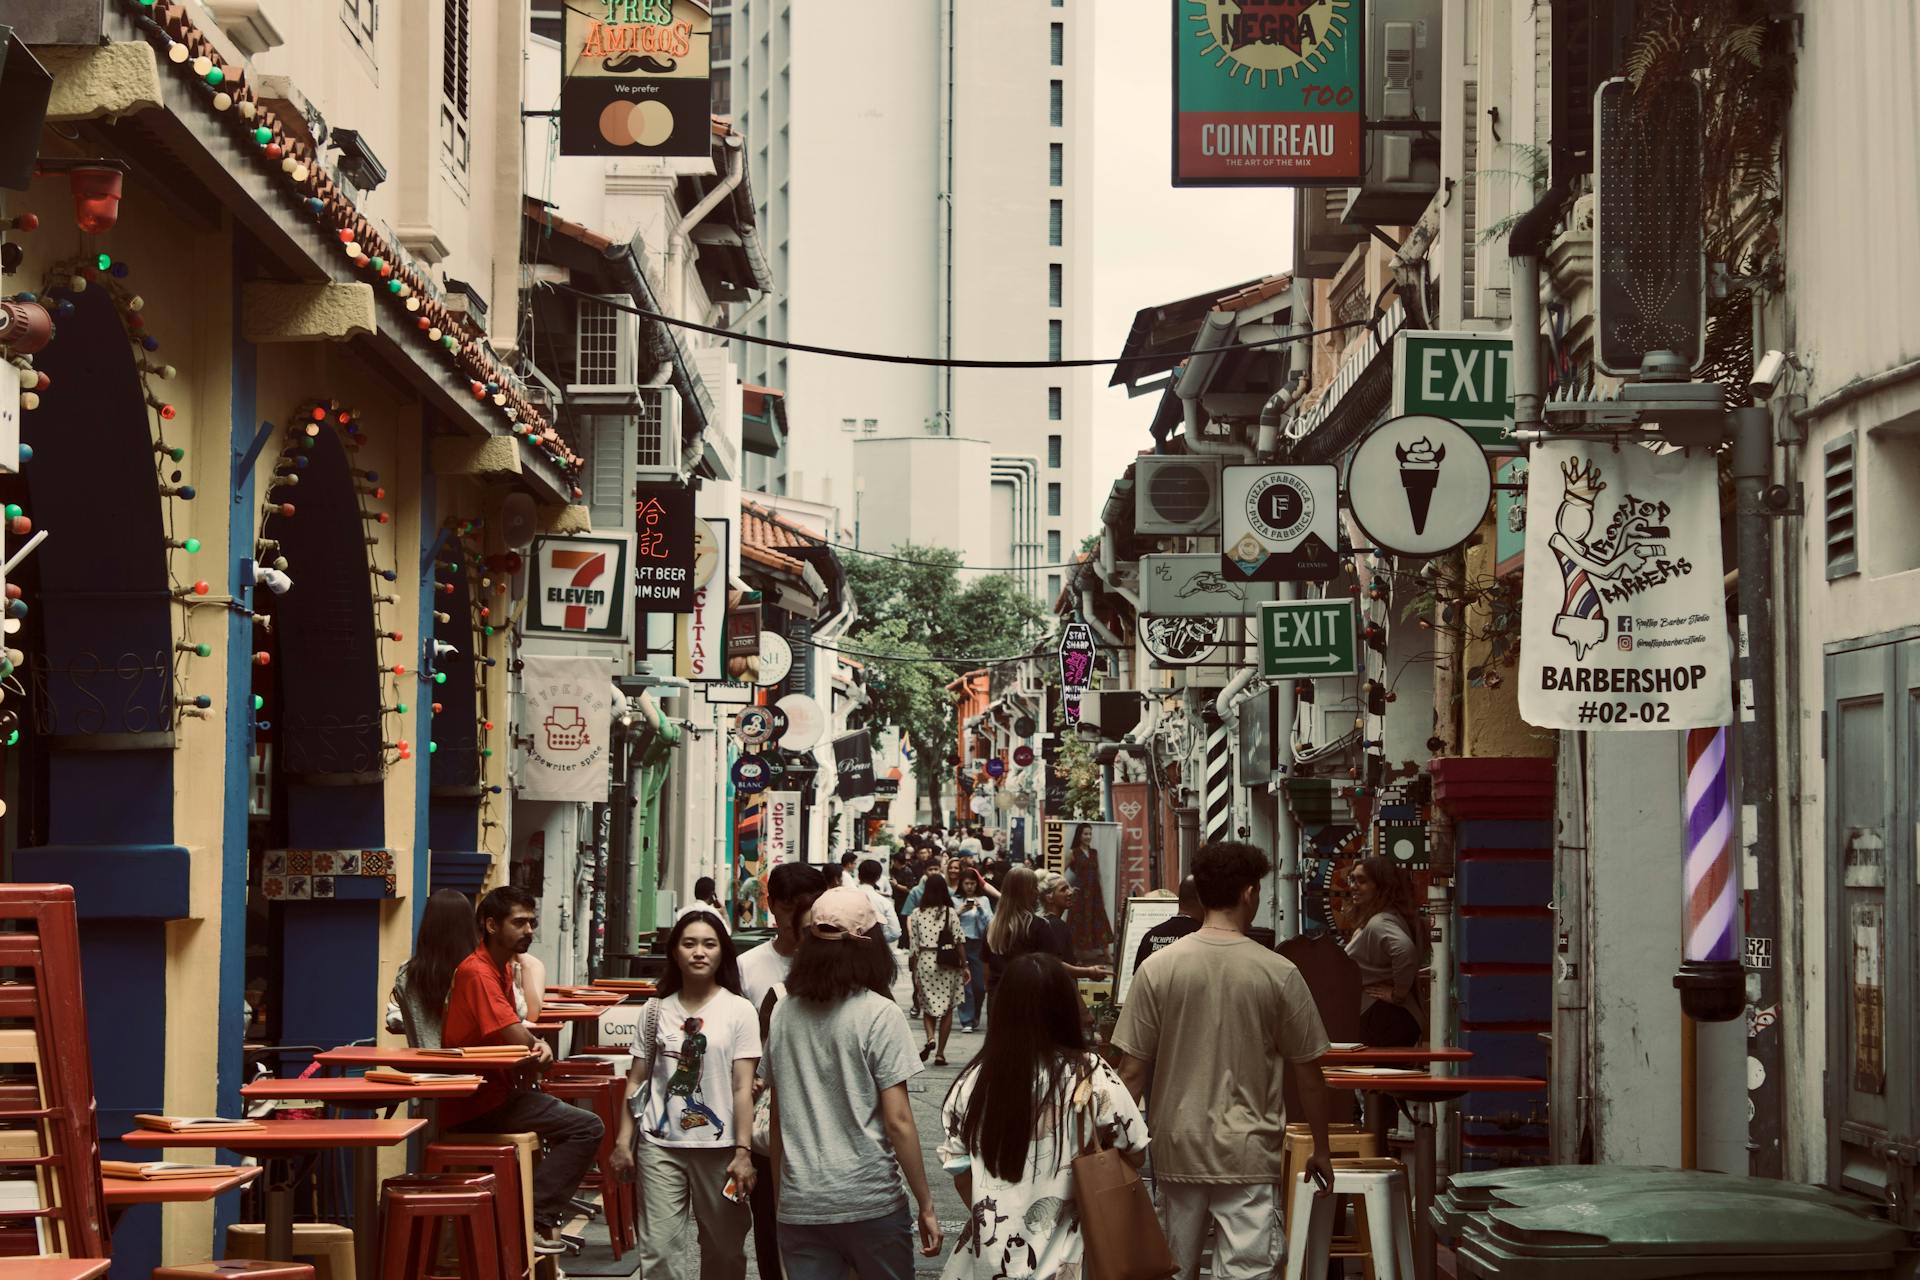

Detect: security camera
[251, 565, 293, 595]
[1749, 350, 1803, 401]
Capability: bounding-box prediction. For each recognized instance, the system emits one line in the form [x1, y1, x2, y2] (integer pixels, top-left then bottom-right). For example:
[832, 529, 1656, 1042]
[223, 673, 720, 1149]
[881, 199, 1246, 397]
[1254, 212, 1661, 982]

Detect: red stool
[546, 1058, 615, 1079]
[378, 1174, 502, 1280]
[153, 1264, 317, 1278]
[423, 1142, 529, 1280]
[543, 1076, 631, 1256]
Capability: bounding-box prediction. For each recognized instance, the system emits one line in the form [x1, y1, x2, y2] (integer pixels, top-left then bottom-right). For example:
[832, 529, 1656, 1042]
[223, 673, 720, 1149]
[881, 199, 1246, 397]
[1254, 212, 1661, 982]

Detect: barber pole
[1683, 726, 1738, 965]
[1203, 720, 1234, 844]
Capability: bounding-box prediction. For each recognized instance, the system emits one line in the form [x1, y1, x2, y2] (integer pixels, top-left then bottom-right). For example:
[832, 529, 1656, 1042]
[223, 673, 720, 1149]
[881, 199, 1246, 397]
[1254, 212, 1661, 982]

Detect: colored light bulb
[433, 672, 446, 685]
[181, 537, 201, 553]
[254, 127, 272, 145]
[95, 253, 111, 270]
[253, 695, 264, 711]
[191, 643, 211, 657]
[395, 702, 409, 715]
[428, 741, 438, 753]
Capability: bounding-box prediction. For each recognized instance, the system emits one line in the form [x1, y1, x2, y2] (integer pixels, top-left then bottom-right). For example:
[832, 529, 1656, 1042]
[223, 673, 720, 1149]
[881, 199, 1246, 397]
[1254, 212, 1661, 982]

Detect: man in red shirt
[442, 886, 603, 1253]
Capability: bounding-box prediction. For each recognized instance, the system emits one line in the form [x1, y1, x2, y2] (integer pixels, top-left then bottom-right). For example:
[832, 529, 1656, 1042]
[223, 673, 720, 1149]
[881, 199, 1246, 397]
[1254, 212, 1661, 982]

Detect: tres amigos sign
[1172, 0, 1364, 187]
[561, 0, 713, 158]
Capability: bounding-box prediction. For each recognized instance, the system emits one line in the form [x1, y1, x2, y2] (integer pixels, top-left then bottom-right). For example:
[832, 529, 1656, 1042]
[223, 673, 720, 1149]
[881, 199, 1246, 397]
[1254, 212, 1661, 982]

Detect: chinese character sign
[634, 483, 697, 613]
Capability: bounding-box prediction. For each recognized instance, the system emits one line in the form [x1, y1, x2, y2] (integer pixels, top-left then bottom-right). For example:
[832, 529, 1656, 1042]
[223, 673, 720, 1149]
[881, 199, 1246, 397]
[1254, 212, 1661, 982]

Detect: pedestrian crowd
[385, 832, 1427, 1280]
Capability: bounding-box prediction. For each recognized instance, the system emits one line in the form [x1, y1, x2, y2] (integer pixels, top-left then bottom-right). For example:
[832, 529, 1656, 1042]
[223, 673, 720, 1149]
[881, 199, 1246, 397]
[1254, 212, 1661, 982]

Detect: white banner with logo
[762, 791, 800, 866]
[1518, 441, 1731, 730]
[520, 655, 615, 800]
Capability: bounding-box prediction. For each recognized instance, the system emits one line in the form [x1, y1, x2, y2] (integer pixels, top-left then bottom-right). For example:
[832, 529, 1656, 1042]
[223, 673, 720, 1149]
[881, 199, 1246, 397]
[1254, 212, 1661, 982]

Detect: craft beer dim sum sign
[562, 0, 713, 158]
[1172, 0, 1364, 187]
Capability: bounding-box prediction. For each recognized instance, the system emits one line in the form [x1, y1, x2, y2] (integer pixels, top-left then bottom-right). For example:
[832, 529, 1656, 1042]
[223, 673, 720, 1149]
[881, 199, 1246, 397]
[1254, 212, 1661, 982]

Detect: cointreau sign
[1172, 0, 1365, 187]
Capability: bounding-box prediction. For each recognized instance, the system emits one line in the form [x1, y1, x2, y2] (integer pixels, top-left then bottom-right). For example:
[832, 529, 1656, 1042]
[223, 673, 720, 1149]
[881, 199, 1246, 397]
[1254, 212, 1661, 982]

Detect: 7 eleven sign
[527, 533, 635, 641]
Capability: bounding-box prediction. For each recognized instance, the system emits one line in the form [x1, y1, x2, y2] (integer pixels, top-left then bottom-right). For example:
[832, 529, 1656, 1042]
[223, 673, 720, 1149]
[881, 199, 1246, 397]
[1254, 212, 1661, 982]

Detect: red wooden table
[11, 1262, 110, 1280]
[1322, 1074, 1546, 1280]
[538, 1004, 614, 1057]
[313, 1045, 533, 1073]
[241, 1075, 485, 1113]
[1323, 1046, 1474, 1067]
[122, 1117, 423, 1274]
[102, 1165, 261, 1227]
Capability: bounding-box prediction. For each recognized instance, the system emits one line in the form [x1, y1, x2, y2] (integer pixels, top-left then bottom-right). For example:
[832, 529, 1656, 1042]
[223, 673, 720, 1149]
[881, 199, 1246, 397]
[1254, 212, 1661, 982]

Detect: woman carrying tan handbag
[936, 952, 1166, 1280]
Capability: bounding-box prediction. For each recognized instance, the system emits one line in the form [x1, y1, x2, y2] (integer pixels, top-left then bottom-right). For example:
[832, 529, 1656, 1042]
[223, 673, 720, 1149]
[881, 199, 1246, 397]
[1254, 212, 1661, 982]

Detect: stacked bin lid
[1436, 1166, 1912, 1279]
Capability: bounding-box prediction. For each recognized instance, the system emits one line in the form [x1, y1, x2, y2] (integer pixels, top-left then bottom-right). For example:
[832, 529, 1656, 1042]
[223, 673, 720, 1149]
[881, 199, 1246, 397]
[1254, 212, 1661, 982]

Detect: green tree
[842, 546, 1050, 824]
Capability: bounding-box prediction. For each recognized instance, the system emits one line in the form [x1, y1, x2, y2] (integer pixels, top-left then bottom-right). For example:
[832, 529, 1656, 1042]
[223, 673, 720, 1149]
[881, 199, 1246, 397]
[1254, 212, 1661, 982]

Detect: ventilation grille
[1824, 433, 1858, 579]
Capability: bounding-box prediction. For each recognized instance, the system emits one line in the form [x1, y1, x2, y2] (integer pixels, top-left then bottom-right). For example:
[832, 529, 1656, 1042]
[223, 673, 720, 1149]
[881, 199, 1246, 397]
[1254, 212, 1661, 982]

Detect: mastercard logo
[598, 99, 675, 148]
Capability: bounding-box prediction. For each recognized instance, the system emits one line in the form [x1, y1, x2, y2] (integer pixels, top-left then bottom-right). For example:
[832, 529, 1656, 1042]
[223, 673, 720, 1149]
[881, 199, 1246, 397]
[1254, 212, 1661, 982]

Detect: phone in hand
[724, 1175, 750, 1204]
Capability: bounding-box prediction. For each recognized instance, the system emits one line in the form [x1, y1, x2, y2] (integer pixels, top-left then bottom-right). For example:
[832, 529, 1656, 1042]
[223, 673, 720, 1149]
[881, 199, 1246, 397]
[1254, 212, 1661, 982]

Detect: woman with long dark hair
[1342, 855, 1428, 1046]
[765, 887, 943, 1279]
[986, 867, 1111, 993]
[610, 907, 759, 1280]
[953, 867, 992, 1033]
[909, 873, 967, 1065]
[388, 888, 476, 1048]
[937, 953, 1147, 1280]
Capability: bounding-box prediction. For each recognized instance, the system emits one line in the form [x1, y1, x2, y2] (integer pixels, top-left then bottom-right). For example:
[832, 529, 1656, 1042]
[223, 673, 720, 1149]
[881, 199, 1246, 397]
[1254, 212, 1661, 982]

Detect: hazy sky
[1087, 0, 1298, 527]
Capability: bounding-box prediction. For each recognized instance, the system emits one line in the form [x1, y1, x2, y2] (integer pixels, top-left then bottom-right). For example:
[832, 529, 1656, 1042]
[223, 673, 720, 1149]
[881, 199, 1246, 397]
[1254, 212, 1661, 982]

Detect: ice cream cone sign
[1394, 438, 1445, 536]
[1345, 414, 1492, 558]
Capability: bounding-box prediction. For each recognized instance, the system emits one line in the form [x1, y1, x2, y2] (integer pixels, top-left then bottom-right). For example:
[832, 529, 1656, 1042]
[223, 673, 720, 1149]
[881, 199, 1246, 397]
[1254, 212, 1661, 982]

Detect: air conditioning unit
[1134, 456, 1221, 535]
[1341, 0, 1443, 225]
[635, 386, 682, 478]
[570, 294, 638, 393]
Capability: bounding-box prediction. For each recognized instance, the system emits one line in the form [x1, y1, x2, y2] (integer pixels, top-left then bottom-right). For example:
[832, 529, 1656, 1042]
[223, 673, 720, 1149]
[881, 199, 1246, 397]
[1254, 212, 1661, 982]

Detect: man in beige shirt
[1113, 841, 1336, 1280]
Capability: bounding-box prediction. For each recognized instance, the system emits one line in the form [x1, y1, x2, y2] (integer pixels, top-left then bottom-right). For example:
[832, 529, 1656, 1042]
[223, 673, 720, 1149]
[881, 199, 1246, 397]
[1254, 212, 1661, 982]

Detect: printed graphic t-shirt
[439, 947, 522, 1127]
[632, 990, 761, 1149]
[1110, 932, 1331, 1183]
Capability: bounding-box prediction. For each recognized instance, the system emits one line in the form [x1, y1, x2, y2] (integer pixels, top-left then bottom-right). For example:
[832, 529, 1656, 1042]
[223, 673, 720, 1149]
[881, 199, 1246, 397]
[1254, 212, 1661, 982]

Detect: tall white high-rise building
[717, 0, 1095, 600]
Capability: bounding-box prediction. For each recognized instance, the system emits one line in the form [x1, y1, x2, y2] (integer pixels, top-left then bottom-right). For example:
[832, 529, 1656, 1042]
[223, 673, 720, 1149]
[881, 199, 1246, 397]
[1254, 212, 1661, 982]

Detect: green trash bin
[1433, 1167, 1880, 1247]
[1450, 1183, 1913, 1280]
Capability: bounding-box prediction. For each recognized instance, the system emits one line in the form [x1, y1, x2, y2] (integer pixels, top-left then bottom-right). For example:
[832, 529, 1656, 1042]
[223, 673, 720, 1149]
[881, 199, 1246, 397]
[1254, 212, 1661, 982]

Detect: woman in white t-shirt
[612, 907, 760, 1280]
[938, 952, 1148, 1280]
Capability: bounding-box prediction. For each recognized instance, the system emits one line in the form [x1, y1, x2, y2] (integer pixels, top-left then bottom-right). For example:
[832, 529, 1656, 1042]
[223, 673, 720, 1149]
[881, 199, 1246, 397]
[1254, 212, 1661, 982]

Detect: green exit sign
[1259, 599, 1359, 680]
[1392, 330, 1516, 448]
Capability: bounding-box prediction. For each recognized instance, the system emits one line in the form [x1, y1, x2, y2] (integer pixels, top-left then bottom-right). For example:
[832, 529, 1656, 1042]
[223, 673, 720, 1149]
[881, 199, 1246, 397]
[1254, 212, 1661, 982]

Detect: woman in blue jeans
[766, 886, 944, 1280]
[954, 868, 991, 1031]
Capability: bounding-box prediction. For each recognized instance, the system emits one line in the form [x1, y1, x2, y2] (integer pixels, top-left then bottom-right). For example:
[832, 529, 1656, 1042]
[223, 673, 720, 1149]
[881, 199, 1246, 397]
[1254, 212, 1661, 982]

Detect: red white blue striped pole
[1674, 725, 1744, 1020]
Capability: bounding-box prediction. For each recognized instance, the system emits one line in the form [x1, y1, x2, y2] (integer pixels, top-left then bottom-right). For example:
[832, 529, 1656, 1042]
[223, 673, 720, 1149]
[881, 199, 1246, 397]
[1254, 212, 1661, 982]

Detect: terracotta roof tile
[739, 501, 817, 576]
[523, 197, 613, 252]
[1216, 272, 1294, 314]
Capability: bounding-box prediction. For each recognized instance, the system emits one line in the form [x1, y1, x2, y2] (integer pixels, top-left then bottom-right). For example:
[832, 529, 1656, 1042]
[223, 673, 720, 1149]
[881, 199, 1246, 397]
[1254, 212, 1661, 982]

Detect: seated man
[441, 885, 605, 1254]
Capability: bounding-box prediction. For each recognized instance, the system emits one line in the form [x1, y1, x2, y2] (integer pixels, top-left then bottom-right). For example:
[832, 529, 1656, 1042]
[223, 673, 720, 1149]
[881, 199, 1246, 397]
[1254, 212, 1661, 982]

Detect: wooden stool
[379, 1174, 503, 1280]
[541, 1077, 630, 1256]
[1282, 1157, 1415, 1280]
[153, 1263, 317, 1279]
[225, 1222, 355, 1280]
[438, 1132, 539, 1277]
[424, 1143, 529, 1280]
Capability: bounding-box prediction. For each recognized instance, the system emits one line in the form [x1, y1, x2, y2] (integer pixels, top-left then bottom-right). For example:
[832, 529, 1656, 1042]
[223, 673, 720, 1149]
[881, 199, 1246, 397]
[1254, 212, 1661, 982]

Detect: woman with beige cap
[764, 885, 944, 1280]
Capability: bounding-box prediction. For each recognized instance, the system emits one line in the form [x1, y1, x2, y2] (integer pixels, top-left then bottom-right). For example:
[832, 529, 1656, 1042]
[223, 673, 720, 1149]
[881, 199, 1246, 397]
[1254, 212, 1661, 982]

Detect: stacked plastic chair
[0, 884, 111, 1261]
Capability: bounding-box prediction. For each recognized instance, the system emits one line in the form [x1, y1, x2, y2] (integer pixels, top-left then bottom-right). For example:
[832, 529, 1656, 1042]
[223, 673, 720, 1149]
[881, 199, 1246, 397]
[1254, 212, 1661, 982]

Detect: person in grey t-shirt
[767, 887, 944, 1280]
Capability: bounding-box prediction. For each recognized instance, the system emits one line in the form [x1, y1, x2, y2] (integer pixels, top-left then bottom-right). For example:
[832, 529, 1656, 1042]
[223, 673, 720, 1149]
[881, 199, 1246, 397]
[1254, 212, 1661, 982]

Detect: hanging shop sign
[1518, 441, 1731, 730]
[1141, 615, 1227, 666]
[691, 517, 722, 590]
[527, 533, 637, 641]
[562, 0, 715, 158]
[1013, 745, 1035, 768]
[1258, 598, 1360, 679]
[731, 754, 771, 794]
[1141, 553, 1279, 616]
[1171, 0, 1364, 187]
[768, 705, 790, 742]
[704, 679, 754, 705]
[762, 791, 800, 866]
[1221, 464, 1341, 582]
[774, 692, 825, 751]
[674, 518, 731, 680]
[833, 729, 877, 798]
[725, 603, 762, 684]
[754, 630, 794, 687]
[1392, 331, 1517, 448]
[1345, 415, 1492, 558]
[985, 757, 1006, 779]
[520, 655, 615, 801]
[736, 705, 775, 746]
[970, 793, 996, 818]
[1058, 621, 1096, 723]
[633, 484, 698, 612]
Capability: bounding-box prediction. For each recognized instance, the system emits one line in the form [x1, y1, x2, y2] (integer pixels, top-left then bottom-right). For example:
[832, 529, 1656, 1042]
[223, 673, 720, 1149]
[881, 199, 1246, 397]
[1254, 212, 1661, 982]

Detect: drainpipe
[1507, 174, 1573, 431]
[668, 135, 746, 318]
[1079, 589, 1125, 650]
[1178, 311, 1256, 460]
[1255, 371, 1306, 459]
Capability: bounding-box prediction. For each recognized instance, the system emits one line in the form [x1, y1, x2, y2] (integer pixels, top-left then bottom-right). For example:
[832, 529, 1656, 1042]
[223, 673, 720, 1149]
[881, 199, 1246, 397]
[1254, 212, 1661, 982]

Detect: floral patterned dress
[910, 906, 968, 1019]
[938, 1055, 1149, 1280]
